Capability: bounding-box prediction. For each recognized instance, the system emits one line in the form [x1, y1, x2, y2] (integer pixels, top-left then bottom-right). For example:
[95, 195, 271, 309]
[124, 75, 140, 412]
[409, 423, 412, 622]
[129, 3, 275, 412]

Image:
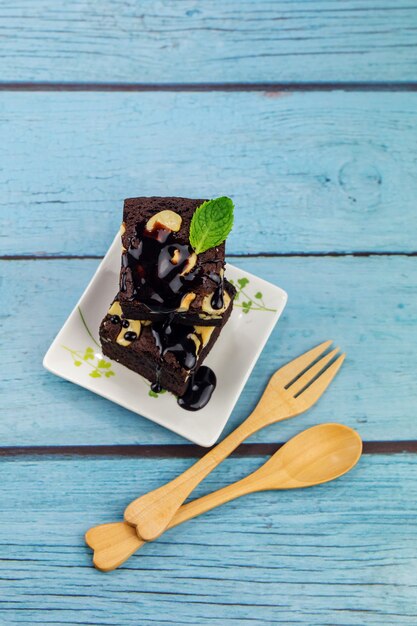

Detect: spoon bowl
[254, 423, 362, 490]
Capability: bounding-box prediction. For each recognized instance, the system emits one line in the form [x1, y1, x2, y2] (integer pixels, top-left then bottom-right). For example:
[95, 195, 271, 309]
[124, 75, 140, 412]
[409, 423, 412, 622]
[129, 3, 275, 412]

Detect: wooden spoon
[125, 340, 345, 540]
[86, 423, 362, 571]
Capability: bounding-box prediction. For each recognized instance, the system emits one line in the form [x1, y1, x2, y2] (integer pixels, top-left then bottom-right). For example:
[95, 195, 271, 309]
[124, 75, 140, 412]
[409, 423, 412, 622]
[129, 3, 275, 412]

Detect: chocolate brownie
[99, 297, 233, 397]
[118, 197, 233, 326]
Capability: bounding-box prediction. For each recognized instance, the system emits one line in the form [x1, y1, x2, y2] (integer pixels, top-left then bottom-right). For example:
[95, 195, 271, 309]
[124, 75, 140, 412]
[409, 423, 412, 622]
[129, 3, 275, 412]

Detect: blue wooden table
[1, 2, 417, 624]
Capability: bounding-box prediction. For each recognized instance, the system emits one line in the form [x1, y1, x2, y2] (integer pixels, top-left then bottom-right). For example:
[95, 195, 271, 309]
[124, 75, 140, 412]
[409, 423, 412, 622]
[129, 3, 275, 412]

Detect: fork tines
[278, 341, 345, 405]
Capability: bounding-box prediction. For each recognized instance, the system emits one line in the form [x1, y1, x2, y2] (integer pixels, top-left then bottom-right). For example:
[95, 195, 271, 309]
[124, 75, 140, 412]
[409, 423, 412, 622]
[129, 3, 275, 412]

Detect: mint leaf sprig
[189, 196, 234, 254]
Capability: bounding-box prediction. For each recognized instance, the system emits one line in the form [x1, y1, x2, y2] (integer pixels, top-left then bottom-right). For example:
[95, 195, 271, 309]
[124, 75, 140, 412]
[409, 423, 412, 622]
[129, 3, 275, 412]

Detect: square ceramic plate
[43, 234, 287, 446]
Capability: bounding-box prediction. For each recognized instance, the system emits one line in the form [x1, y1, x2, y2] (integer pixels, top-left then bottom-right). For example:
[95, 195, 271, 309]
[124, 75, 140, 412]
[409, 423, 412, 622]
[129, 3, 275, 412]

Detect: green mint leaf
[74, 360, 82, 367]
[89, 371, 101, 378]
[105, 370, 115, 378]
[189, 196, 234, 254]
[255, 292, 263, 299]
[238, 277, 249, 288]
[149, 389, 158, 398]
[86, 347, 94, 353]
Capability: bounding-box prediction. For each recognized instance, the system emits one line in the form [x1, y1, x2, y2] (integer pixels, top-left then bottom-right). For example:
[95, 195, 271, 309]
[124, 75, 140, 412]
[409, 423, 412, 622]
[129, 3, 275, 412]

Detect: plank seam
[0, 441, 416, 458]
[2, 82, 417, 92]
[1, 252, 417, 261]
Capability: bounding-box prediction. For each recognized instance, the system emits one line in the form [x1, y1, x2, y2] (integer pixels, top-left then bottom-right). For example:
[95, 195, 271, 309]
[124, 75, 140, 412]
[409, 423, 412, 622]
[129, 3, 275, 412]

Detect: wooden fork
[124, 340, 345, 540]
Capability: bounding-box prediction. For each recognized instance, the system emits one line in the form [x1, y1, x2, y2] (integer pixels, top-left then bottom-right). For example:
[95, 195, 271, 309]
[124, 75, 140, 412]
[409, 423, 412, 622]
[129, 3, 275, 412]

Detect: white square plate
[43, 234, 287, 446]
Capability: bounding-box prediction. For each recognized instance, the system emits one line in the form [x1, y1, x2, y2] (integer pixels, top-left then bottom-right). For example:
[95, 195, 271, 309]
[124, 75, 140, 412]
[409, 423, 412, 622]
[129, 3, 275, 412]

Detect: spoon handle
[168, 473, 260, 529]
[124, 407, 278, 540]
[88, 472, 266, 571]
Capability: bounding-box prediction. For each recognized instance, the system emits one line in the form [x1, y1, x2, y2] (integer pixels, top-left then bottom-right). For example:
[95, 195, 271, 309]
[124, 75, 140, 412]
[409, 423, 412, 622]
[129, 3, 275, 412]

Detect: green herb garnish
[189, 196, 234, 254]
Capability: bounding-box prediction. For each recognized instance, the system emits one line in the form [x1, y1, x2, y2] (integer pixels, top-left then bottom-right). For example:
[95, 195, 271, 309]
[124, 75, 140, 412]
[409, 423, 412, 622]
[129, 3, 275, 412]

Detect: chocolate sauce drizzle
[151, 315, 217, 410]
[152, 315, 199, 371]
[118, 219, 221, 410]
[208, 272, 224, 310]
[121, 221, 225, 316]
[109, 300, 217, 409]
[122, 222, 202, 312]
[178, 367, 217, 411]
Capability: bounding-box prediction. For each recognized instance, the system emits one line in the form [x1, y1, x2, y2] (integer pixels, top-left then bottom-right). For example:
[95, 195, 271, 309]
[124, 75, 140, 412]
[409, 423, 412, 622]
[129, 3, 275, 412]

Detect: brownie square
[99, 296, 233, 397]
[118, 196, 233, 326]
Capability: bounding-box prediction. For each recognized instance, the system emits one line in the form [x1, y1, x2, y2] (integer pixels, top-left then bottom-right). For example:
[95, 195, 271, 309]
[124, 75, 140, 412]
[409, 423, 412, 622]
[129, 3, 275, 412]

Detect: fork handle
[90, 473, 262, 571]
[124, 409, 267, 540]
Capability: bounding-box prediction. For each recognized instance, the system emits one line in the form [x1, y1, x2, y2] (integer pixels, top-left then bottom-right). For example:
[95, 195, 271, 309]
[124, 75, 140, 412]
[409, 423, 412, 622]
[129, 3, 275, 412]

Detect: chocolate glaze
[177, 366, 217, 411]
[152, 315, 199, 371]
[125, 222, 202, 311]
[209, 272, 224, 310]
[105, 303, 219, 410]
[150, 315, 217, 409]
[117, 213, 224, 410]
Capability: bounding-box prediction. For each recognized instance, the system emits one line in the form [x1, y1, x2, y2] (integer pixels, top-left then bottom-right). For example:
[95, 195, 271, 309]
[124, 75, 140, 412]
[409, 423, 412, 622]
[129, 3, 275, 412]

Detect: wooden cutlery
[86, 423, 362, 571]
[124, 340, 345, 540]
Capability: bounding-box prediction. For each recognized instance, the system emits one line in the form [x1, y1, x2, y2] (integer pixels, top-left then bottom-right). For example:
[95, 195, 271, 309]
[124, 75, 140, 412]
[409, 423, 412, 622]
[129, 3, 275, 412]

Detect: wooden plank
[1, 1, 417, 83]
[1, 255, 416, 446]
[0, 454, 416, 624]
[2, 91, 417, 256]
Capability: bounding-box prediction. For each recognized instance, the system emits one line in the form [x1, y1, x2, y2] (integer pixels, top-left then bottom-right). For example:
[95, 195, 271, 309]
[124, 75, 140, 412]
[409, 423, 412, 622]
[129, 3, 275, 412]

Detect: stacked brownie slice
[99, 197, 235, 409]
